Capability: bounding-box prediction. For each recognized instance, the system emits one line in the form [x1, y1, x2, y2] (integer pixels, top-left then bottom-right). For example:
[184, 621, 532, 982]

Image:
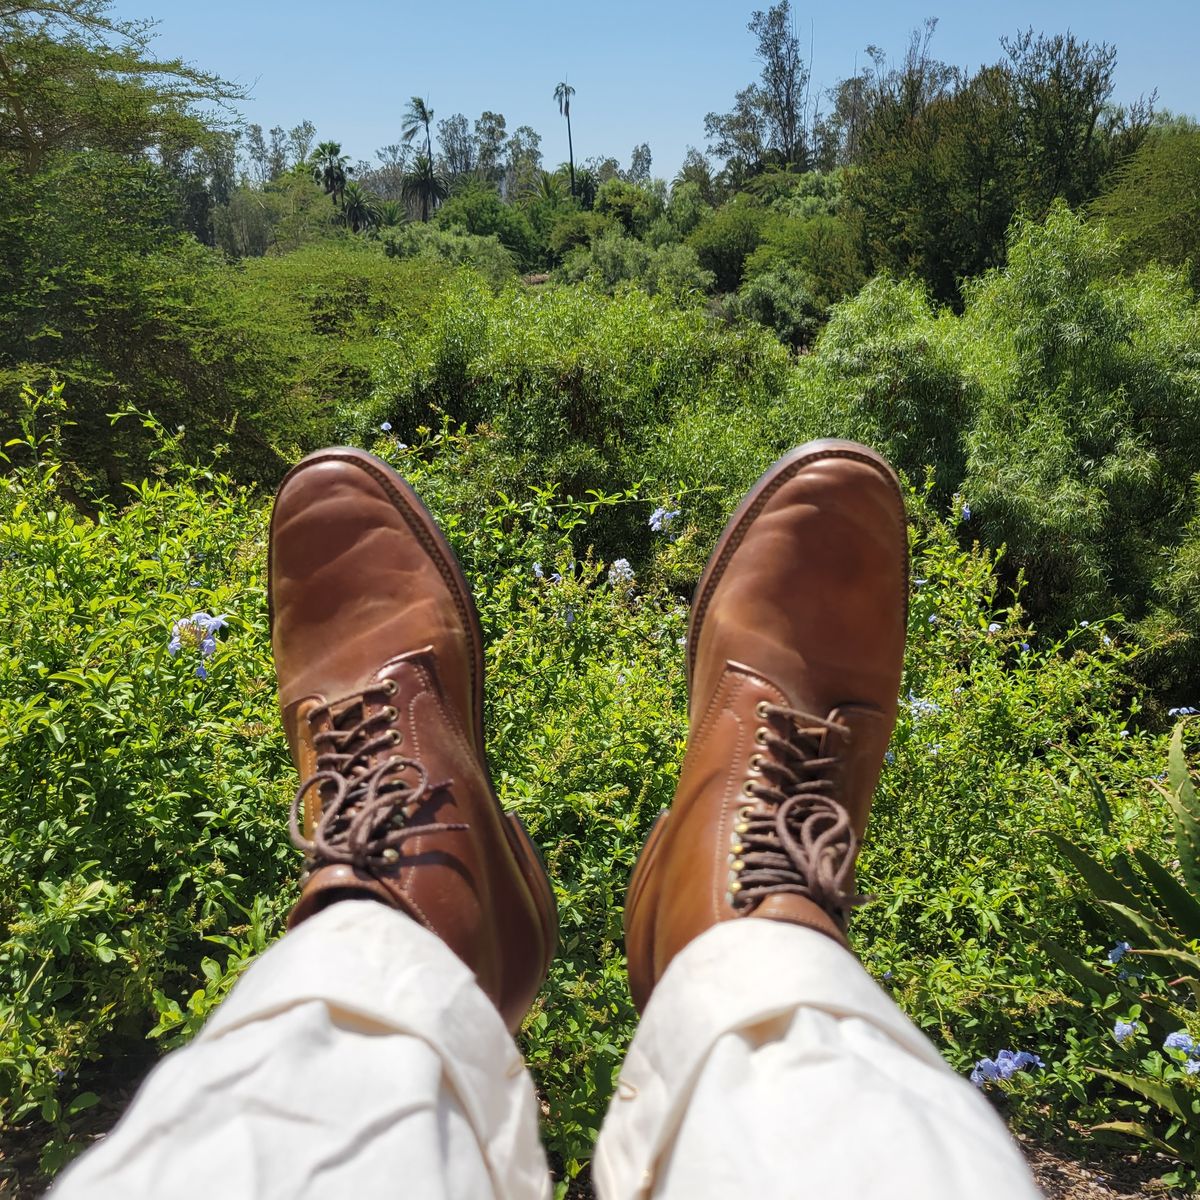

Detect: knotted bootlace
[728, 703, 866, 927]
[289, 680, 465, 871]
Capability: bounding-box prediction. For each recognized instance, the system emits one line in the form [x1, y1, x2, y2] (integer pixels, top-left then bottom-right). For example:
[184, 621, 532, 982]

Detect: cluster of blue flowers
[1164, 1031, 1200, 1074]
[532, 562, 564, 584]
[648, 506, 681, 536]
[961, 502, 972, 522]
[1107, 941, 1131, 964]
[608, 558, 635, 588]
[168, 612, 227, 680]
[1112, 1019, 1141, 1045]
[970, 1049, 1043, 1086]
[1168, 706, 1199, 717]
[906, 691, 941, 720]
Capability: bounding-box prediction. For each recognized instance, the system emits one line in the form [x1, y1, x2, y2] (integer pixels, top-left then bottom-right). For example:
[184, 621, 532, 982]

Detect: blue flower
[380, 421, 392, 433]
[1164, 1031, 1196, 1054]
[563, 607, 576, 627]
[913, 578, 928, 588]
[961, 503, 971, 521]
[970, 1050, 1041, 1087]
[906, 692, 941, 720]
[200, 636, 216, 657]
[1079, 620, 1090, 628]
[1186, 1059, 1200, 1075]
[532, 562, 544, 580]
[1020, 642, 1031, 653]
[928, 614, 939, 625]
[988, 622, 1001, 633]
[1107, 941, 1132, 964]
[608, 558, 635, 588]
[1113, 1019, 1140, 1044]
[649, 506, 681, 534]
[195, 665, 208, 680]
[884, 750, 896, 765]
[1169, 706, 1199, 717]
[970, 1058, 1000, 1086]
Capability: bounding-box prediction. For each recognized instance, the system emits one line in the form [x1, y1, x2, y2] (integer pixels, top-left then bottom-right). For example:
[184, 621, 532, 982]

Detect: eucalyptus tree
[402, 153, 448, 221]
[312, 140, 350, 206]
[402, 97, 435, 159]
[553, 80, 576, 197]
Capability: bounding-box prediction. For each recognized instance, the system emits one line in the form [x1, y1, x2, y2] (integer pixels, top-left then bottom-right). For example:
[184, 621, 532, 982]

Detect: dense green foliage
[4, 0, 1200, 1195]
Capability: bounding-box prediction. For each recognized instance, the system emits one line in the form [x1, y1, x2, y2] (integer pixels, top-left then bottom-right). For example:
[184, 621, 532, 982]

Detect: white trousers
[53, 902, 1040, 1199]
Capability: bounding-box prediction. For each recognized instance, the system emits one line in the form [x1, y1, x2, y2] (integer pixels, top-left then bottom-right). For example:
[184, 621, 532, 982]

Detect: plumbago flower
[608, 558, 635, 588]
[970, 1049, 1044, 1086]
[1113, 1019, 1141, 1045]
[649, 506, 681, 539]
[1107, 941, 1132, 964]
[168, 612, 228, 680]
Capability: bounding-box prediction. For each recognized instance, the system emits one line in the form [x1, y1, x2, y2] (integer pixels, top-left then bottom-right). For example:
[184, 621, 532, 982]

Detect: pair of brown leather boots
[270, 439, 908, 1033]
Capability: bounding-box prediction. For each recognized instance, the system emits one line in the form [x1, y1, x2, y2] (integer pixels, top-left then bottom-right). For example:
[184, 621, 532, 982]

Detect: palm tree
[554, 81, 576, 198]
[401, 154, 448, 222]
[312, 140, 350, 207]
[340, 181, 381, 233]
[377, 200, 406, 228]
[402, 97, 435, 160]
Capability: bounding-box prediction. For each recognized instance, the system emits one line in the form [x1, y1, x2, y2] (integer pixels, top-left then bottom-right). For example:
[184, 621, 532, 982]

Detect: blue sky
[115, 1, 1196, 177]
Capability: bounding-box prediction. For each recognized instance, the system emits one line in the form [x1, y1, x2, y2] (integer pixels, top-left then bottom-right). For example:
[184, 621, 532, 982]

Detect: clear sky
[111, 0, 1196, 177]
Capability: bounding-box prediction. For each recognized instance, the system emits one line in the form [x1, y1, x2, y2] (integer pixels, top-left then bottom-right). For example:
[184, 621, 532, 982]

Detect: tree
[402, 96, 435, 160]
[1002, 29, 1149, 215]
[0, 0, 244, 174]
[475, 111, 507, 184]
[505, 125, 543, 200]
[1091, 125, 1200, 287]
[437, 113, 476, 180]
[288, 120, 316, 165]
[749, 1, 809, 168]
[674, 147, 716, 203]
[401, 153, 448, 221]
[705, 1, 811, 177]
[312, 140, 349, 206]
[554, 81, 576, 197]
[628, 142, 652, 184]
[339, 181, 380, 233]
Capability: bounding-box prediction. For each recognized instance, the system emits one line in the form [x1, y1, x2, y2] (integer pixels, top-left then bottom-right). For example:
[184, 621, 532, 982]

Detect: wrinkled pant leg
[51, 901, 551, 1200]
[594, 920, 1041, 1200]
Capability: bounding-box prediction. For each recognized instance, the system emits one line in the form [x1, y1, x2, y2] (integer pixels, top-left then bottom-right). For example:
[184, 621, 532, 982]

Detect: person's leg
[53, 448, 558, 1199]
[595, 921, 1038, 1199]
[600, 441, 1039, 1198]
[52, 902, 548, 1200]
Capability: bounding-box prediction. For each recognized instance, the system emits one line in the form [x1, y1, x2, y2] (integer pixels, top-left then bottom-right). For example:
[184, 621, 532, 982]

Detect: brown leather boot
[625, 439, 908, 1011]
[269, 447, 557, 1032]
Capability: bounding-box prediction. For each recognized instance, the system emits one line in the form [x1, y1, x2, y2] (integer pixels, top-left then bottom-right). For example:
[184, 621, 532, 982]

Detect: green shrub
[380, 222, 517, 286]
[435, 184, 541, 270]
[730, 263, 825, 350]
[686, 198, 766, 292]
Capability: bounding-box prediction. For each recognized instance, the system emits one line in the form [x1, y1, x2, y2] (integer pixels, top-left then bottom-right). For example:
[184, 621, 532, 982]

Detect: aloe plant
[1048, 723, 1200, 1172]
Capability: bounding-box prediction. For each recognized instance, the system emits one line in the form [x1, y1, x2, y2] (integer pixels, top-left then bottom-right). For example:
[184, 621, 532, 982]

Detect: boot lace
[289, 681, 465, 871]
[728, 703, 866, 926]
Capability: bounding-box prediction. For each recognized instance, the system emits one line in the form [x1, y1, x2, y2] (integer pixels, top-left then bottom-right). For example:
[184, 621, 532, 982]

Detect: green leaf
[1038, 933, 1117, 999]
[1088, 1120, 1181, 1157]
[1091, 1068, 1190, 1120]
[1131, 849, 1200, 940]
[1167, 724, 1200, 892]
[66, 1092, 100, 1116]
[1047, 833, 1173, 941]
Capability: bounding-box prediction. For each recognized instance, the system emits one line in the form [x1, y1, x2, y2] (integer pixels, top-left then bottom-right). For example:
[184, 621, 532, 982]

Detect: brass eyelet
[383, 705, 398, 721]
[381, 679, 398, 695]
[389, 729, 402, 744]
[755, 700, 770, 718]
[741, 779, 756, 797]
[739, 804, 753, 820]
[748, 754, 763, 773]
[754, 727, 768, 745]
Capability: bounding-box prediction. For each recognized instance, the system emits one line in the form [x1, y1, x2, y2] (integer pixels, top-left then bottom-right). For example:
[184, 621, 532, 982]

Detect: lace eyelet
[748, 754, 763, 774]
[741, 779, 757, 797]
[755, 700, 770, 718]
[383, 705, 398, 721]
[381, 679, 398, 695]
[739, 804, 753, 820]
[389, 729, 402, 744]
[754, 727, 768, 745]
[381, 848, 400, 863]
